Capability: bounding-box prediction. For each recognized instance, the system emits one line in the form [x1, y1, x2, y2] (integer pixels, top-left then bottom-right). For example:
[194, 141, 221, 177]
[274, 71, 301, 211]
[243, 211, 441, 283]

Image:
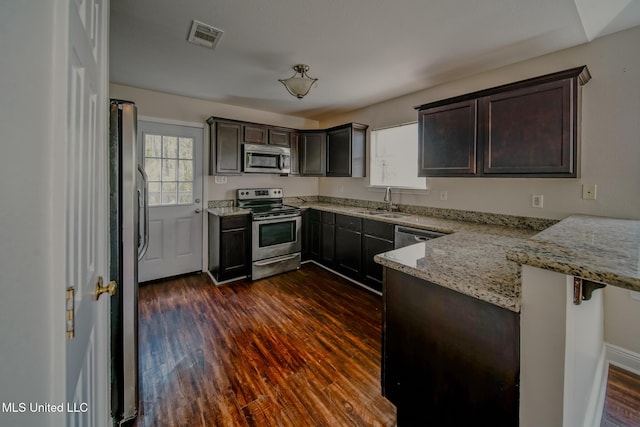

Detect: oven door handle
[253, 253, 299, 267]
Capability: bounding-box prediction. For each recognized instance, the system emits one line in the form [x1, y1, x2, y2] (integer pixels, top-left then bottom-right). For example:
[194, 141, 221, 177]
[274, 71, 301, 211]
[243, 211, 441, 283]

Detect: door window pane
[145, 135, 162, 157]
[144, 133, 194, 206]
[163, 136, 178, 158]
[179, 138, 193, 159]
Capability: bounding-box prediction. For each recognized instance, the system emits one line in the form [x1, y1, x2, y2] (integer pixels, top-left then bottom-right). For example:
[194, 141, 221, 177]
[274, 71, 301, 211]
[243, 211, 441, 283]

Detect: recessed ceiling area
[109, 0, 640, 120]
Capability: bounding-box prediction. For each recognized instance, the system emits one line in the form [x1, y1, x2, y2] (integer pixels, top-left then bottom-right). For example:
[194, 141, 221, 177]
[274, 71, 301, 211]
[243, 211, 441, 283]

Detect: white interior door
[138, 121, 204, 282]
[65, 0, 110, 426]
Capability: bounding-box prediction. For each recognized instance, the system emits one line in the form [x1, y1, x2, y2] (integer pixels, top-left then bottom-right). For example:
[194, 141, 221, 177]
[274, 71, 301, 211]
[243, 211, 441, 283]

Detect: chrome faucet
[383, 187, 393, 211]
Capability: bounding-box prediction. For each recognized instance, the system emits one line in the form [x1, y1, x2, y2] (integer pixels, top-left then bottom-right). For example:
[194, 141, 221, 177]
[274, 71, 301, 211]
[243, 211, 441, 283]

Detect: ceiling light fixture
[278, 64, 318, 99]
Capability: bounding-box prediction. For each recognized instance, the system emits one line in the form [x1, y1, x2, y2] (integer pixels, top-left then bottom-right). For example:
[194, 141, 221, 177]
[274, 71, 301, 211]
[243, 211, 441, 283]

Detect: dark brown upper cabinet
[300, 131, 326, 176]
[289, 131, 300, 175]
[206, 116, 368, 177]
[243, 124, 267, 144]
[268, 128, 290, 146]
[418, 100, 477, 176]
[326, 123, 368, 177]
[207, 119, 243, 175]
[481, 79, 573, 175]
[415, 66, 591, 178]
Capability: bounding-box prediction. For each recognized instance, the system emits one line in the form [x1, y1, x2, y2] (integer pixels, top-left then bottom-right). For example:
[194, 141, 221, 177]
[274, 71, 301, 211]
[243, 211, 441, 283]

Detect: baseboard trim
[205, 270, 248, 287]
[606, 342, 640, 376]
[304, 260, 382, 296]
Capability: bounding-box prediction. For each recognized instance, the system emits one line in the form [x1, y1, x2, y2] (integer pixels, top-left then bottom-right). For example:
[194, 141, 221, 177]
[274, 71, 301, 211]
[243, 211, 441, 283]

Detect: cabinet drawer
[308, 209, 321, 222]
[336, 214, 362, 232]
[363, 219, 394, 240]
[321, 211, 335, 224]
[268, 128, 290, 146]
[221, 214, 249, 230]
[243, 125, 267, 144]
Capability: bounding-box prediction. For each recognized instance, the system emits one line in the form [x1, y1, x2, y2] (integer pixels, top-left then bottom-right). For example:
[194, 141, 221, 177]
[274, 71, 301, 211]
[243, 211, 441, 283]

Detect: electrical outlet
[440, 191, 448, 201]
[532, 195, 543, 208]
[582, 184, 597, 200]
[214, 176, 227, 184]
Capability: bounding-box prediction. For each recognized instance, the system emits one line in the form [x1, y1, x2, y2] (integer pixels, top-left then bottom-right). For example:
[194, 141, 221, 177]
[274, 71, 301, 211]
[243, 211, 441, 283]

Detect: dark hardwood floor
[134, 263, 640, 427]
[135, 264, 396, 427]
[602, 364, 640, 427]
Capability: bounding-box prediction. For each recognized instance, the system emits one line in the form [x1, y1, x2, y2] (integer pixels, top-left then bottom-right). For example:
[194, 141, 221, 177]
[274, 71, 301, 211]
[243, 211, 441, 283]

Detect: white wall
[109, 84, 321, 202]
[0, 2, 62, 425]
[318, 26, 640, 222]
[520, 266, 567, 427]
[520, 266, 607, 427]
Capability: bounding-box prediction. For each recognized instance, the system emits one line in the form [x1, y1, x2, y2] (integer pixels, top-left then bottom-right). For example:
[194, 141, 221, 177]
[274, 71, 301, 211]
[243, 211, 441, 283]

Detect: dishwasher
[394, 225, 446, 249]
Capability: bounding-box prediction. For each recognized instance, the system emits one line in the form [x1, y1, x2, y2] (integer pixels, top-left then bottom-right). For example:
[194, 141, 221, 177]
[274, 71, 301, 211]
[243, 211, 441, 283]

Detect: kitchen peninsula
[374, 211, 640, 426]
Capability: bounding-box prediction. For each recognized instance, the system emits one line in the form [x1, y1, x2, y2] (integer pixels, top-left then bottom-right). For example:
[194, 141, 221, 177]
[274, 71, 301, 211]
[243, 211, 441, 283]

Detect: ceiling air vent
[187, 20, 223, 49]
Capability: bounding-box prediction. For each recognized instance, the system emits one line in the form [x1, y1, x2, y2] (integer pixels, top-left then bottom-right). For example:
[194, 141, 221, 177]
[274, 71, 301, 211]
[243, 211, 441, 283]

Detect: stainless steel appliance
[109, 99, 149, 426]
[237, 188, 302, 279]
[243, 143, 291, 174]
[394, 225, 445, 249]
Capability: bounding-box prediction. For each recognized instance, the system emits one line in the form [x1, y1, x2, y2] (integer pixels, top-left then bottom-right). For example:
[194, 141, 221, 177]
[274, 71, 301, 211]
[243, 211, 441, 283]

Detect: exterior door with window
[138, 121, 203, 282]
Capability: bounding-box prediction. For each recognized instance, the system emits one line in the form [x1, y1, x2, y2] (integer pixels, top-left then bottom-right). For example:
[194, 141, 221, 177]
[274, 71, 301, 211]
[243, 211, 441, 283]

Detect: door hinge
[66, 287, 75, 340]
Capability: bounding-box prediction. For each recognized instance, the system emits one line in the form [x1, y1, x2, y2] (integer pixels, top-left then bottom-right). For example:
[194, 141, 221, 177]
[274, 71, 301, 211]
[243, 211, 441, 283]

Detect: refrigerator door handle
[138, 165, 150, 261]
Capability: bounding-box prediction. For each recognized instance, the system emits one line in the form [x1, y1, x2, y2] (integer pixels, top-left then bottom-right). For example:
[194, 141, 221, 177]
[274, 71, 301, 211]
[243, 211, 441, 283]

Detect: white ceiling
[109, 0, 640, 120]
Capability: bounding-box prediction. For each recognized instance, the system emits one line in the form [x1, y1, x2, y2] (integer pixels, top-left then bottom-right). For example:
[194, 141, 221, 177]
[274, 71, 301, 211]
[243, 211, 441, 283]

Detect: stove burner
[237, 188, 301, 220]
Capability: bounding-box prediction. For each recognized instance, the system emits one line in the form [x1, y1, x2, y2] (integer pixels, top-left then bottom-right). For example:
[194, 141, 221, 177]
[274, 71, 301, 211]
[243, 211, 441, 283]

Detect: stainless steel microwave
[243, 143, 291, 174]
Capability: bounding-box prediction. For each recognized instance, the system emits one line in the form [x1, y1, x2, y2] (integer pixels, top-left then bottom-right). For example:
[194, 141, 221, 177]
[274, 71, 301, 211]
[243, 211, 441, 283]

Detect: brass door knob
[95, 276, 118, 300]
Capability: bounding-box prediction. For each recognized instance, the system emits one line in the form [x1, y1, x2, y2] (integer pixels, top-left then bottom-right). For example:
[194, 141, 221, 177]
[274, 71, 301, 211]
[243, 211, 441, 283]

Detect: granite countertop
[208, 200, 640, 310]
[506, 214, 640, 292]
[300, 203, 640, 311]
[298, 202, 537, 312]
[207, 207, 250, 216]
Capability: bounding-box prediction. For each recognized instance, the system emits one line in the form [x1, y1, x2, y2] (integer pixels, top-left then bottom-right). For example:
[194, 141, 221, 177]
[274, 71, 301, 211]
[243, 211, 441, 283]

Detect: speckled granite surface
[207, 207, 250, 216]
[208, 199, 236, 208]
[315, 196, 557, 231]
[506, 215, 640, 292]
[210, 195, 556, 230]
[207, 196, 639, 310]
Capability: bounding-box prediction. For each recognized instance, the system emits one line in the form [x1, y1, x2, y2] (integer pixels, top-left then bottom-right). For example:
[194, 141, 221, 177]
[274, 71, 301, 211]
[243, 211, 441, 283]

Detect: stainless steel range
[237, 188, 302, 280]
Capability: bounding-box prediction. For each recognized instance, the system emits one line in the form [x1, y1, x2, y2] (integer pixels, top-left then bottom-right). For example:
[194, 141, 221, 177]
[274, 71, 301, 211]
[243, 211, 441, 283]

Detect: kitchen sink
[357, 210, 411, 218]
[376, 213, 410, 218]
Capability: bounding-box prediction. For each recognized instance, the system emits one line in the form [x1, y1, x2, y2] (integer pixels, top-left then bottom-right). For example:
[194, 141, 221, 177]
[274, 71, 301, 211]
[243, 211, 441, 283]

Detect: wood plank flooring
[601, 364, 640, 427]
[135, 263, 640, 426]
[135, 264, 396, 427]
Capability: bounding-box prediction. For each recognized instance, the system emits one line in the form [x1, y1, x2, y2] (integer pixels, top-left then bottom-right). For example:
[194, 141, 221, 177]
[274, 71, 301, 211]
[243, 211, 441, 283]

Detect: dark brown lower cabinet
[208, 213, 250, 282]
[335, 214, 362, 279]
[362, 219, 394, 292]
[308, 210, 321, 260]
[383, 268, 520, 426]
[320, 212, 335, 267]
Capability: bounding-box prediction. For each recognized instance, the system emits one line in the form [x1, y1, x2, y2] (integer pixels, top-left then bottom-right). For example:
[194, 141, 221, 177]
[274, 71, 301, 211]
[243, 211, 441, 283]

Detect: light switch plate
[214, 176, 227, 184]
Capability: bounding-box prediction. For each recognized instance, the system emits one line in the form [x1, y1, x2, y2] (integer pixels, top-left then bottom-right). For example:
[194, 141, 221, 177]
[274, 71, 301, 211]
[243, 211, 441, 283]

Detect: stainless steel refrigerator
[109, 99, 148, 426]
